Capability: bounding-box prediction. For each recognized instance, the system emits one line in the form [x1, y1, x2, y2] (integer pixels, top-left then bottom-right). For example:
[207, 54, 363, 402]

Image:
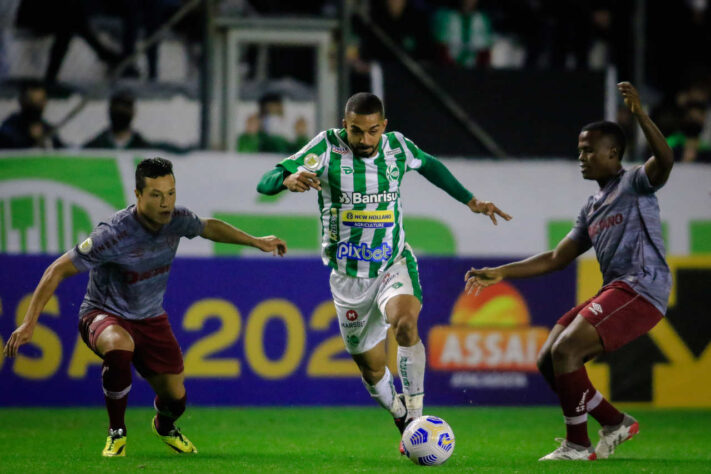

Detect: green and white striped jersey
[278, 128, 432, 278]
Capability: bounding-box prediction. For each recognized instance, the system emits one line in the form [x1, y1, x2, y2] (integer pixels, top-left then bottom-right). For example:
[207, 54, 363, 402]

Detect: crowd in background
[0, 0, 710, 161]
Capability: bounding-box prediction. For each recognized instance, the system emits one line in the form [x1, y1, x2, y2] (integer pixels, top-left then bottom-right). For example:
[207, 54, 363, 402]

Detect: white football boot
[595, 413, 639, 459]
[539, 438, 597, 461]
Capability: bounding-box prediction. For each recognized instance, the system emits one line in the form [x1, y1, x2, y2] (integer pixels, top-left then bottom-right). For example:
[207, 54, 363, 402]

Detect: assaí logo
[427, 282, 550, 389]
[0, 156, 125, 253]
[336, 242, 392, 262]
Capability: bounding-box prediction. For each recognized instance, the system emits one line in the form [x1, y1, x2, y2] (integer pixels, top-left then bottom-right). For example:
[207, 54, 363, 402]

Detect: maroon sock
[102, 350, 133, 433]
[555, 367, 594, 447]
[154, 394, 187, 436]
[587, 391, 624, 427]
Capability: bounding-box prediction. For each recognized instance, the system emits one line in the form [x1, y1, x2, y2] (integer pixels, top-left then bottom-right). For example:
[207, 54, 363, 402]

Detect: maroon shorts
[557, 281, 663, 352]
[79, 309, 184, 377]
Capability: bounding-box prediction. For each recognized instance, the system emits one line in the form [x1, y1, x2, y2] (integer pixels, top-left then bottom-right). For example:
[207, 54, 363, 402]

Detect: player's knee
[96, 326, 134, 354]
[393, 313, 418, 346]
[550, 334, 577, 363]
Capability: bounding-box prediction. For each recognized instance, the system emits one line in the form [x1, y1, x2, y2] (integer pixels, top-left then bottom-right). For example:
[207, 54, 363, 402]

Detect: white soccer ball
[401, 415, 455, 466]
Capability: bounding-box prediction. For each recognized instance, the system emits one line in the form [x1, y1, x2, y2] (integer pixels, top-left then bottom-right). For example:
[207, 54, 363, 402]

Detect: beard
[351, 143, 374, 157]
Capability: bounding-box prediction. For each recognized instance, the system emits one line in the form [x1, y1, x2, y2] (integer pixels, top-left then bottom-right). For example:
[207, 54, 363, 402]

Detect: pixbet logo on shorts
[336, 242, 392, 262]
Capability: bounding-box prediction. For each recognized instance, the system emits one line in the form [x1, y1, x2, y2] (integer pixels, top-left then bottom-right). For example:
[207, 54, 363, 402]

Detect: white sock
[397, 339, 425, 420]
[362, 367, 406, 418]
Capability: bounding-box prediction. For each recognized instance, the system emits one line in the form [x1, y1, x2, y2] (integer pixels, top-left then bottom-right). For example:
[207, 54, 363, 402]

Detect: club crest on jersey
[337, 242, 392, 262]
[303, 153, 322, 171]
[386, 163, 400, 182]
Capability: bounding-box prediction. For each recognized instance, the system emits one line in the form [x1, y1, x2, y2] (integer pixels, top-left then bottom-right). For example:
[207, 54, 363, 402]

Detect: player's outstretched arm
[417, 156, 512, 225]
[618, 81, 674, 187]
[257, 167, 289, 195]
[3, 253, 80, 358]
[283, 170, 321, 193]
[200, 218, 287, 256]
[258, 167, 321, 194]
[464, 237, 584, 295]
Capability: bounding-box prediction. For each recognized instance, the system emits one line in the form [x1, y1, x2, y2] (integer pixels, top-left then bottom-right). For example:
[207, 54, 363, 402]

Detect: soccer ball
[401, 415, 455, 466]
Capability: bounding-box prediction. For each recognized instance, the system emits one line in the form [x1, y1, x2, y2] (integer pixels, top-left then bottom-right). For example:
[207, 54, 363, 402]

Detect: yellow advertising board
[581, 257, 711, 407]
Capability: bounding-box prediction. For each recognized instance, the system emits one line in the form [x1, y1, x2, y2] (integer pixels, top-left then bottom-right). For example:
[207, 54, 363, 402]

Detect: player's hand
[284, 171, 321, 192]
[255, 235, 287, 256]
[3, 323, 35, 358]
[618, 81, 643, 115]
[467, 197, 512, 225]
[464, 267, 504, 296]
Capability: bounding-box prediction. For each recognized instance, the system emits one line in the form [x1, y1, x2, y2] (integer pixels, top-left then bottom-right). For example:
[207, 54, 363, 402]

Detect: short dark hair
[258, 93, 283, 114]
[110, 88, 135, 107]
[19, 79, 46, 99]
[135, 157, 174, 192]
[581, 120, 626, 159]
[345, 92, 384, 117]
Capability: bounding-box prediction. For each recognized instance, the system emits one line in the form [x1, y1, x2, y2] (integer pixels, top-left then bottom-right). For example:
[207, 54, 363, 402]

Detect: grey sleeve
[172, 206, 206, 239]
[629, 165, 660, 195]
[566, 205, 592, 248]
[69, 223, 119, 272]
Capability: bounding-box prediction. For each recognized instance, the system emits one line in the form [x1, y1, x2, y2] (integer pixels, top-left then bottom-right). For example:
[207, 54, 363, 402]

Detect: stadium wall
[0, 152, 709, 407]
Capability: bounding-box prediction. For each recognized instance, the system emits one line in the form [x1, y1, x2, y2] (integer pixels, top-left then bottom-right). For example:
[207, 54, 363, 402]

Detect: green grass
[0, 407, 709, 472]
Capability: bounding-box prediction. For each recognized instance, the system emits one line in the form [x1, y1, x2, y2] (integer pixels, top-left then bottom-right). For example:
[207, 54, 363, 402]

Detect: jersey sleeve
[400, 134, 433, 171]
[69, 223, 122, 272]
[566, 205, 592, 248]
[170, 206, 205, 239]
[417, 155, 473, 204]
[278, 131, 329, 175]
[256, 167, 288, 195]
[628, 164, 660, 195]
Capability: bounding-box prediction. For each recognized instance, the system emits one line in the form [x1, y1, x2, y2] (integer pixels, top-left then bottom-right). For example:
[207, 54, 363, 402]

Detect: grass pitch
[0, 406, 709, 473]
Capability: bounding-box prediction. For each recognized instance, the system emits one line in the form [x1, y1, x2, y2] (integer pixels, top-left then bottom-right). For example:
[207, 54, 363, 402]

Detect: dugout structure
[207, 17, 338, 151]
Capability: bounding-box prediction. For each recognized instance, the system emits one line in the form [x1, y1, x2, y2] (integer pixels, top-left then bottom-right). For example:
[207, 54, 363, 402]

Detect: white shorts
[329, 246, 422, 355]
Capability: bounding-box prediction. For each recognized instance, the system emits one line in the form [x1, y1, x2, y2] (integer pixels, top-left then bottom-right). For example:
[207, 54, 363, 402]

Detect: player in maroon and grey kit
[465, 82, 674, 460]
[4, 157, 287, 457]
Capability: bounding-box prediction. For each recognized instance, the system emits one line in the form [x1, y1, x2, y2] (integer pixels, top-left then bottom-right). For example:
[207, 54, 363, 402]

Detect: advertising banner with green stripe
[1, 152, 709, 257]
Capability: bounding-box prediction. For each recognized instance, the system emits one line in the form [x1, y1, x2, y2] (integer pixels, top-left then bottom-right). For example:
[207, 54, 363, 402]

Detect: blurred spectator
[237, 93, 309, 153]
[101, 0, 184, 80]
[503, 0, 631, 72]
[83, 89, 152, 149]
[15, 0, 121, 83]
[360, 0, 434, 62]
[0, 80, 64, 149]
[648, 1, 711, 94]
[114, 0, 162, 80]
[666, 85, 711, 163]
[433, 0, 493, 68]
[548, 0, 591, 70]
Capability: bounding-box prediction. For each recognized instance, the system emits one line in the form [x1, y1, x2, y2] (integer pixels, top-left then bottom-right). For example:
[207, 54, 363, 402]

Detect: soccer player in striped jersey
[258, 92, 511, 451]
[4, 157, 287, 457]
[465, 82, 674, 461]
